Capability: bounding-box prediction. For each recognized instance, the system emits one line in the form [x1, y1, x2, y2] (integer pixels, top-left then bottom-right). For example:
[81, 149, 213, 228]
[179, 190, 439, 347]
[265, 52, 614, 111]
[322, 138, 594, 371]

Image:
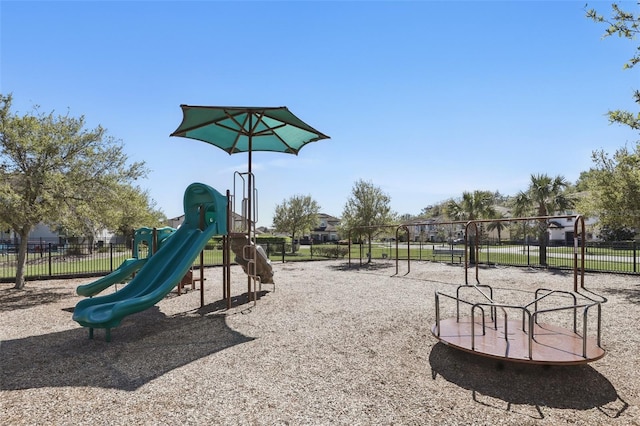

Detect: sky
[1, 0, 638, 227]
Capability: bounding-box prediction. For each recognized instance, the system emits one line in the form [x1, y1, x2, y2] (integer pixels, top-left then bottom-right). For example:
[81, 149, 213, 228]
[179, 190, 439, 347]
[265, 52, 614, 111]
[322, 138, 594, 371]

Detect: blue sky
[2, 1, 638, 227]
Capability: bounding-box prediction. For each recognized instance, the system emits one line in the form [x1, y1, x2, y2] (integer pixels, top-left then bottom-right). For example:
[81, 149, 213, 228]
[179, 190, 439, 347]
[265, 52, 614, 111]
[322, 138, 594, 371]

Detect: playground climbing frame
[431, 215, 607, 365]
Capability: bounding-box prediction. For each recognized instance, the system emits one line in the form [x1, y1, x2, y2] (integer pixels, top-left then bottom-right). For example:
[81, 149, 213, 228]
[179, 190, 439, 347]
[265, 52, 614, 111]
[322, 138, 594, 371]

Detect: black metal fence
[467, 239, 638, 274]
[368, 238, 639, 274]
[0, 241, 339, 283]
[1, 239, 638, 283]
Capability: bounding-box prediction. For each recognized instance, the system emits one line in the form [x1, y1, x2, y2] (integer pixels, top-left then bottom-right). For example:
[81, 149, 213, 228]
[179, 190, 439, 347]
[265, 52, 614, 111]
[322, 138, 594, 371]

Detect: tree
[49, 184, 165, 252]
[0, 94, 149, 289]
[272, 194, 320, 253]
[340, 179, 395, 262]
[109, 185, 167, 247]
[445, 190, 496, 263]
[512, 174, 575, 266]
[420, 203, 445, 219]
[582, 3, 640, 237]
[586, 3, 639, 131]
[599, 223, 636, 241]
[486, 213, 508, 245]
[445, 190, 496, 222]
[577, 146, 640, 235]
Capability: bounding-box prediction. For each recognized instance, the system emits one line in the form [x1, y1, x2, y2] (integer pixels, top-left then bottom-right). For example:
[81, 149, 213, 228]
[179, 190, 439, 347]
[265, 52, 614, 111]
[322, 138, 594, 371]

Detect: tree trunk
[538, 220, 548, 266]
[469, 235, 477, 264]
[539, 229, 548, 266]
[13, 231, 30, 289]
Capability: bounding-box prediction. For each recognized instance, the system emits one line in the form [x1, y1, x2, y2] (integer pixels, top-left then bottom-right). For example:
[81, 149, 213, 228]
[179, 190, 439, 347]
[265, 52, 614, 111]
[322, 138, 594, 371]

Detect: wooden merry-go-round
[431, 215, 607, 365]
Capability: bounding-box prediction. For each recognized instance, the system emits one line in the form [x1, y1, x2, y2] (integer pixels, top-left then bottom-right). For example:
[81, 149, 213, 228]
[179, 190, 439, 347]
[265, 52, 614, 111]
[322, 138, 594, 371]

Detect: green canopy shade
[170, 105, 330, 156]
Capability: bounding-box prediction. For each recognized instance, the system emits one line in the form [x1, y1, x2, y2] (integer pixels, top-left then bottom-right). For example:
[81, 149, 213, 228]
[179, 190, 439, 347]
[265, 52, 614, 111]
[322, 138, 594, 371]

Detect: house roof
[317, 213, 340, 222]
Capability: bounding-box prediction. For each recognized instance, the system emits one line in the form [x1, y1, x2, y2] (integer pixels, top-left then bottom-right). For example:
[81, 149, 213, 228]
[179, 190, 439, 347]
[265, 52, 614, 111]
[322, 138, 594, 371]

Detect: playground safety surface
[1, 260, 638, 425]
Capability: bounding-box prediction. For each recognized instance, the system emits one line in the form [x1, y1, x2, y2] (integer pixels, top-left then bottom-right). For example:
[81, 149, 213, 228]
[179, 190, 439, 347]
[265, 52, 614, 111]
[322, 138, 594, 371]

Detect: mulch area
[1, 260, 639, 425]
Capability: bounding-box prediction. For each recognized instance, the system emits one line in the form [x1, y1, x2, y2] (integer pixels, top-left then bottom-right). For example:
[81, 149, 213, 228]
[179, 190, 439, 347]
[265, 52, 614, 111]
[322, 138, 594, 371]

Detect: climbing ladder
[222, 172, 275, 309]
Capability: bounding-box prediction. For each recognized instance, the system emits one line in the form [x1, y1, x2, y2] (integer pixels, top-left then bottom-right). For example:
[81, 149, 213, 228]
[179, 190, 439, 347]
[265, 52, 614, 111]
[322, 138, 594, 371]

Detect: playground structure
[344, 216, 607, 365]
[346, 224, 411, 269]
[346, 221, 468, 274]
[71, 106, 326, 341]
[346, 222, 467, 273]
[72, 182, 275, 341]
[73, 183, 228, 340]
[169, 105, 327, 311]
[75, 226, 176, 297]
[222, 171, 275, 310]
[431, 215, 607, 365]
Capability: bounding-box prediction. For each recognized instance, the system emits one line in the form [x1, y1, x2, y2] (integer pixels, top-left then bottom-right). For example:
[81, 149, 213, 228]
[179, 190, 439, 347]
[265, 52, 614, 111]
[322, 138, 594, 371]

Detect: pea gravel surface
[1, 260, 639, 425]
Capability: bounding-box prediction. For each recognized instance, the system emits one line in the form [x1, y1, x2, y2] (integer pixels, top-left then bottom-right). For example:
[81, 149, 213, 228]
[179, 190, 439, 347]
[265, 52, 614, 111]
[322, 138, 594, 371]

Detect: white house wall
[24, 223, 121, 246]
[27, 223, 60, 244]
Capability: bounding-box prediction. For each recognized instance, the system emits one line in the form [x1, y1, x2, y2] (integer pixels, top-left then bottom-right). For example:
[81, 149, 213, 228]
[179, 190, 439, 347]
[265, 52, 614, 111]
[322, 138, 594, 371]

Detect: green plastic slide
[75, 227, 176, 297]
[72, 183, 227, 333]
[75, 257, 148, 297]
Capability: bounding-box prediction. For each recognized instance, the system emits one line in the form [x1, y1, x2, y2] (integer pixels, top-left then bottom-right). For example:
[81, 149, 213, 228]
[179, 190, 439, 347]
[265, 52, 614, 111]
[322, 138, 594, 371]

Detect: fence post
[281, 241, 285, 263]
[48, 243, 52, 278]
[634, 240, 637, 273]
[110, 243, 114, 272]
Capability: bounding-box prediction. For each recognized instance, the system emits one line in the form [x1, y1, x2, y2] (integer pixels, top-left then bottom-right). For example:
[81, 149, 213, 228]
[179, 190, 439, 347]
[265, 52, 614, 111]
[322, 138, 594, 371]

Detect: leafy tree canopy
[420, 203, 445, 219]
[586, 2, 639, 130]
[341, 179, 396, 260]
[272, 194, 320, 252]
[341, 179, 395, 230]
[445, 190, 497, 221]
[0, 94, 155, 288]
[582, 3, 640, 237]
[577, 145, 640, 234]
[512, 174, 575, 218]
[512, 173, 575, 265]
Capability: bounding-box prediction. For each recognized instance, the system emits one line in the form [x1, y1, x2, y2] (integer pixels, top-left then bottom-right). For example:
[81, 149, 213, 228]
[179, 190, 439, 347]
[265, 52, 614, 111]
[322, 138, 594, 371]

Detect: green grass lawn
[1, 243, 637, 281]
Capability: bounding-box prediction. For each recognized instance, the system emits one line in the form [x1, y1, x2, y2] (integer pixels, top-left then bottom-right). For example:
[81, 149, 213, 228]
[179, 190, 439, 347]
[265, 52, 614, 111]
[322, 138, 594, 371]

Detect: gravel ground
[1, 259, 639, 425]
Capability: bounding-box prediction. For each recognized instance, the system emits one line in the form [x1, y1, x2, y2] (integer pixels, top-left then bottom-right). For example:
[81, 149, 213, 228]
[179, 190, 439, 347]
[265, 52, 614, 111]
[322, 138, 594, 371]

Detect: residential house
[402, 207, 596, 245]
[305, 213, 341, 243]
[548, 214, 599, 244]
[402, 218, 464, 243]
[5, 222, 122, 248]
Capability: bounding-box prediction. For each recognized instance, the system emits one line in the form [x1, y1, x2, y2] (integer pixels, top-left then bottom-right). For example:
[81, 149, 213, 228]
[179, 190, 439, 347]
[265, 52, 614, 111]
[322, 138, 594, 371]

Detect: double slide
[72, 183, 228, 333]
[75, 227, 176, 297]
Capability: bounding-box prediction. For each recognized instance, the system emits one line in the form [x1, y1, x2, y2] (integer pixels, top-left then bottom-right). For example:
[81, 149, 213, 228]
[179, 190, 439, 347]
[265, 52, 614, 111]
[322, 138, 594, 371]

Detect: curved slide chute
[73, 183, 227, 335]
[76, 257, 148, 297]
[229, 234, 274, 284]
[75, 227, 176, 297]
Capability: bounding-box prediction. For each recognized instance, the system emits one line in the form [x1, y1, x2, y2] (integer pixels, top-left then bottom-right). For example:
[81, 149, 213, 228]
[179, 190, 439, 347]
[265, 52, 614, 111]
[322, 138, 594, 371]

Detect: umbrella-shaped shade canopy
[170, 105, 330, 155]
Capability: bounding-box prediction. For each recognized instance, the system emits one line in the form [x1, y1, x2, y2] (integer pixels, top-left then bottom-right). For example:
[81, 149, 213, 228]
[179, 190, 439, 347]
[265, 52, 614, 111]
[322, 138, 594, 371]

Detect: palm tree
[486, 213, 508, 245]
[513, 174, 575, 266]
[446, 190, 496, 263]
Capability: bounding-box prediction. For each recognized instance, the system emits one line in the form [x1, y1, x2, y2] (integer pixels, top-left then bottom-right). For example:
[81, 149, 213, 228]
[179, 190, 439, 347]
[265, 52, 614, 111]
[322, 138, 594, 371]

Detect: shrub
[67, 245, 87, 255]
[313, 246, 349, 259]
[205, 242, 219, 250]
